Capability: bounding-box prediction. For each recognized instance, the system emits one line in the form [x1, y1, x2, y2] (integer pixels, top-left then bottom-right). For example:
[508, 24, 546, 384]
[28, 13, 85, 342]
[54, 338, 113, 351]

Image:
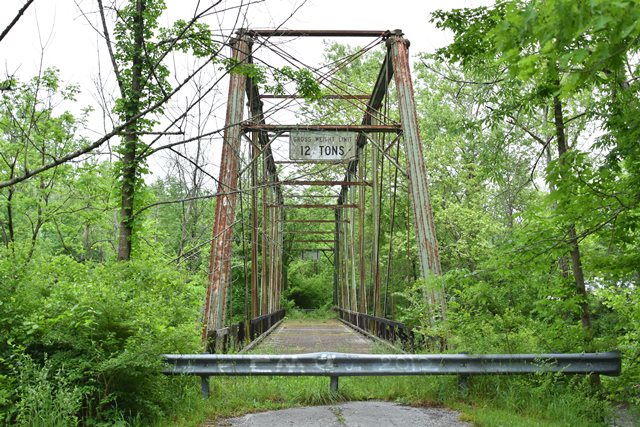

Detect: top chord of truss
[242, 124, 402, 133]
[242, 29, 393, 38]
[260, 94, 371, 99]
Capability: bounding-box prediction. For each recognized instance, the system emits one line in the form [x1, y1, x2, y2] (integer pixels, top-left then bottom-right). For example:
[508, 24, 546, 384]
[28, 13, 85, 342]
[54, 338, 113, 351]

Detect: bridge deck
[253, 318, 376, 354]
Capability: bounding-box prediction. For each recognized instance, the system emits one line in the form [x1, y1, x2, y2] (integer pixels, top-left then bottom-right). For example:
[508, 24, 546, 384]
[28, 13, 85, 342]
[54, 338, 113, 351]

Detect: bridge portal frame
[201, 28, 444, 351]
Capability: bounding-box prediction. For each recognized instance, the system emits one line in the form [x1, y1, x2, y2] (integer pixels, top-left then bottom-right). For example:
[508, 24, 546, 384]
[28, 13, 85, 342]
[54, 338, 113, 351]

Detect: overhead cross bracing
[201, 28, 443, 353]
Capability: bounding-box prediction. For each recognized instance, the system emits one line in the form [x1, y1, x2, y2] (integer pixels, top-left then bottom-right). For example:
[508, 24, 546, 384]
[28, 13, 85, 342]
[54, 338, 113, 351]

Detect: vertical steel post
[276, 202, 283, 309]
[458, 374, 470, 395]
[348, 176, 358, 312]
[333, 208, 340, 306]
[342, 212, 350, 310]
[358, 148, 367, 314]
[260, 159, 268, 315]
[371, 127, 381, 316]
[389, 30, 444, 319]
[330, 375, 339, 393]
[250, 129, 259, 318]
[200, 376, 210, 399]
[202, 34, 250, 343]
[268, 186, 275, 312]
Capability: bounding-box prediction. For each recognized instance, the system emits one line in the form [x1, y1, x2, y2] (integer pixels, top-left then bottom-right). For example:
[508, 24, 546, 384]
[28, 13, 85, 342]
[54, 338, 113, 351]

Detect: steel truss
[202, 28, 443, 351]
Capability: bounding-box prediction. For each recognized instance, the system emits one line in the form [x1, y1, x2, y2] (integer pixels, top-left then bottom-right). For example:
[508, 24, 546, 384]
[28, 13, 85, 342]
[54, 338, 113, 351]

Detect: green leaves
[261, 65, 322, 101]
[426, 0, 640, 405]
[159, 19, 216, 58]
[0, 252, 204, 423]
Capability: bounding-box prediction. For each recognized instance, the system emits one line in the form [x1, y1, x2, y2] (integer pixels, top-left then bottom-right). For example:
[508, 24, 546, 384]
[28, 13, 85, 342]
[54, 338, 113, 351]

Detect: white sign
[301, 250, 320, 261]
[289, 131, 357, 161]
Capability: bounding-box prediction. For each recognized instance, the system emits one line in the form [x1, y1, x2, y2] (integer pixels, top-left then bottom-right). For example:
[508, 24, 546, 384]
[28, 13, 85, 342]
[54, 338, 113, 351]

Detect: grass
[158, 311, 614, 426]
[160, 373, 612, 427]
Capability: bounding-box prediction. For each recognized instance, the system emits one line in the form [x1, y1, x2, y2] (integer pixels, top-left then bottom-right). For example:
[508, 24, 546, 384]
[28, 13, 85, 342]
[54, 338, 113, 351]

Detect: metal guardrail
[163, 351, 621, 398]
[205, 309, 285, 353]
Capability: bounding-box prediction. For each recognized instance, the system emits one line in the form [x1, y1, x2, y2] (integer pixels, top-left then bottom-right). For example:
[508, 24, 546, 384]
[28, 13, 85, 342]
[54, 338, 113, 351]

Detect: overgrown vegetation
[0, 251, 204, 424]
[1, 0, 639, 425]
[163, 374, 615, 427]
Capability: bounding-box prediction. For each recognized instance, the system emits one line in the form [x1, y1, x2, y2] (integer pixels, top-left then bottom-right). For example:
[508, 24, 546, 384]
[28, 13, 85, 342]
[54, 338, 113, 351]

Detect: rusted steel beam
[261, 94, 371, 99]
[274, 160, 348, 165]
[203, 34, 251, 342]
[294, 248, 335, 252]
[334, 209, 340, 306]
[280, 180, 371, 186]
[389, 31, 444, 319]
[287, 194, 337, 198]
[242, 124, 401, 133]
[244, 29, 390, 38]
[260, 175, 268, 316]
[267, 204, 358, 209]
[370, 117, 382, 316]
[281, 219, 349, 223]
[348, 181, 358, 312]
[244, 50, 285, 318]
[284, 231, 333, 234]
[288, 240, 337, 243]
[250, 130, 259, 318]
[357, 150, 367, 314]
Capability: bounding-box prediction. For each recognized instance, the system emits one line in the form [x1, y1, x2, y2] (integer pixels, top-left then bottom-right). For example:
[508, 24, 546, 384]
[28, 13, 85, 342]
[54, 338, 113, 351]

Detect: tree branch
[0, 48, 220, 190]
[0, 0, 35, 44]
[97, 0, 126, 96]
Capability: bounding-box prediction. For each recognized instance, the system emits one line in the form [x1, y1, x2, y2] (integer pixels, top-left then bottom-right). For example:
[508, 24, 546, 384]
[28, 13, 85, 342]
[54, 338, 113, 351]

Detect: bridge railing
[162, 351, 621, 398]
[335, 307, 416, 351]
[205, 309, 285, 353]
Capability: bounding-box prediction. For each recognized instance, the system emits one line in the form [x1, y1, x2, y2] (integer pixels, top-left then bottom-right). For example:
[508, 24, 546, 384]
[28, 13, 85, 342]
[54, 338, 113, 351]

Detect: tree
[0, 69, 87, 259]
[431, 0, 640, 379]
[96, 0, 216, 260]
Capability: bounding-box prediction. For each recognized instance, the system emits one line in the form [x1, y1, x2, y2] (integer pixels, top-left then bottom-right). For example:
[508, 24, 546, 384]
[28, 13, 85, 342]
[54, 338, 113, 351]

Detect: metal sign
[289, 131, 357, 161]
[301, 250, 320, 261]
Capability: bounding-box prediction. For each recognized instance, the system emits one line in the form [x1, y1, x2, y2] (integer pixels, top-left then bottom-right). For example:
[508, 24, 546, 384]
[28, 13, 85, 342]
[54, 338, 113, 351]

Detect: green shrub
[285, 259, 332, 309]
[0, 252, 204, 424]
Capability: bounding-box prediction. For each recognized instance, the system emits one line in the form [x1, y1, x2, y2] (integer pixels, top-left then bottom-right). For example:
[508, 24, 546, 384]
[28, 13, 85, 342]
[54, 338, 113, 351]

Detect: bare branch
[0, 48, 220, 190]
[0, 0, 35, 44]
[97, 0, 125, 96]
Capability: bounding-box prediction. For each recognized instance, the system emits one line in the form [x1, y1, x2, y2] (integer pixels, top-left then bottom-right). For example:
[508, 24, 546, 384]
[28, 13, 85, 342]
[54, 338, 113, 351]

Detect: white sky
[1, 0, 492, 181]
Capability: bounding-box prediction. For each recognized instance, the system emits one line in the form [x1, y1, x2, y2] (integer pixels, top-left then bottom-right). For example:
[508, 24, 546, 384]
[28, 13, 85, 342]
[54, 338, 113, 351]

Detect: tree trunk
[117, 0, 145, 261]
[552, 95, 594, 337]
[552, 95, 599, 386]
[5, 187, 14, 249]
[4, 158, 17, 252]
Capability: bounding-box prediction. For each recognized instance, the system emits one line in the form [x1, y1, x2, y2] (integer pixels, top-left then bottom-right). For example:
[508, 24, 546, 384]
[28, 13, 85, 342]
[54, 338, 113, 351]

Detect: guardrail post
[330, 375, 339, 393]
[458, 374, 469, 395]
[200, 375, 210, 399]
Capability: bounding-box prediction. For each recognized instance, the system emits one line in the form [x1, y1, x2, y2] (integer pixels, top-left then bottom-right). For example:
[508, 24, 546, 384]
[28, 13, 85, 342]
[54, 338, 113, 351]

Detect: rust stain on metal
[288, 239, 338, 244]
[281, 219, 350, 223]
[202, 34, 251, 343]
[261, 94, 371, 99]
[244, 29, 391, 38]
[389, 31, 444, 321]
[242, 124, 402, 133]
[267, 204, 358, 209]
[280, 180, 371, 186]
